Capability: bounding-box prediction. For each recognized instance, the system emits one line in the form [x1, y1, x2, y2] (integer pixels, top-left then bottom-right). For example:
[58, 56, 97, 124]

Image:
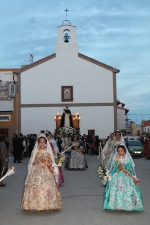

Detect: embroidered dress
[65, 141, 88, 169]
[103, 156, 144, 211]
[58, 165, 65, 185]
[101, 139, 114, 169]
[22, 150, 62, 211]
[49, 139, 64, 186]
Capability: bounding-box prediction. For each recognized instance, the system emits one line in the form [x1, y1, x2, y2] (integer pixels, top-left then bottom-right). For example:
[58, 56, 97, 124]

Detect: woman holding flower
[65, 136, 88, 170]
[46, 131, 64, 186]
[103, 144, 144, 211]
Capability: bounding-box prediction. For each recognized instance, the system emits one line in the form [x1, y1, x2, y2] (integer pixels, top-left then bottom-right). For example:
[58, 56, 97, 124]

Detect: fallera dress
[22, 149, 63, 211]
[101, 139, 114, 170]
[49, 139, 64, 186]
[103, 156, 144, 211]
[65, 141, 88, 169]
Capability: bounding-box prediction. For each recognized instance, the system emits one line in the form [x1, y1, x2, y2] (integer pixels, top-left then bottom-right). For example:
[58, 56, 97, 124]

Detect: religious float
[54, 106, 81, 147]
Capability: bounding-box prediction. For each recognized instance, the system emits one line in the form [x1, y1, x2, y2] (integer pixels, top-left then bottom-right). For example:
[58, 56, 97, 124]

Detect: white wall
[117, 108, 125, 130]
[21, 56, 113, 104]
[0, 72, 18, 82]
[21, 106, 114, 139]
[0, 99, 13, 111]
[144, 126, 150, 133]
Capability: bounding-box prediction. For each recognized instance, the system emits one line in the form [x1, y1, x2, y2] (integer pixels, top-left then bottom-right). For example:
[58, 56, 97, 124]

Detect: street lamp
[54, 113, 62, 128]
[75, 112, 81, 121]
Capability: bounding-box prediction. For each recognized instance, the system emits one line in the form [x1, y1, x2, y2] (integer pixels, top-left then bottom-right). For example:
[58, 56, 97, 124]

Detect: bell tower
[56, 9, 78, 57]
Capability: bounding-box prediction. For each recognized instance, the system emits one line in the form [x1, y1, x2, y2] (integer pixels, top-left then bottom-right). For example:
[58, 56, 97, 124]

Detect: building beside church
[0, 69, 18, 145]
[117, 101, 129, 131]
[142, 120, 150, 135]
[17, 20, 120, 139]
[130, 121, 142, 136]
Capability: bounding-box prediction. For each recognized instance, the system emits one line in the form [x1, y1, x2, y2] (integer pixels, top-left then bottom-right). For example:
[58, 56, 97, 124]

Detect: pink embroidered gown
[21, 149, 63, 211]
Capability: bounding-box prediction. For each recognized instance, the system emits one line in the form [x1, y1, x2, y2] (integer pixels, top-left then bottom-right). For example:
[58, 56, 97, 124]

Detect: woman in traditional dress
[46, 131, 64, 186]
[101, 133, 114, 169]
[106, 130, 125, 170]
[65, 136, 88, 170]
[103, 144, 144, 211]
[22, 134, 62, 211]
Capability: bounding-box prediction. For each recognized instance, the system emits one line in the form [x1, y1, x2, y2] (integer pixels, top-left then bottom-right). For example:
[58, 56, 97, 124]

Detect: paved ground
[0, 155, 150, 225]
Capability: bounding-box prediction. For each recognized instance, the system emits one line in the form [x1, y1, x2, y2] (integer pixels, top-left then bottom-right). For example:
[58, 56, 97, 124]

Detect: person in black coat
[57, 136, 63, 153]
[13, 134, 24, 163]
[4, 137, 9, 151]
[28, 134, 35, 157]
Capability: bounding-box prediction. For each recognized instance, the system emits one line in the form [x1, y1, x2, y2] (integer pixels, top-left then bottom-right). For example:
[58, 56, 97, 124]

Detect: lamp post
[54, 113, 62, 129]
[73, 112, 81, 129]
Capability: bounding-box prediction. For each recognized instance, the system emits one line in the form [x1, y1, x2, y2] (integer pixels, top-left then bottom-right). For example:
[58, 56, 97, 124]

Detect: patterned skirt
[21, 163, 63, 211]
[65, 150, 88, 169]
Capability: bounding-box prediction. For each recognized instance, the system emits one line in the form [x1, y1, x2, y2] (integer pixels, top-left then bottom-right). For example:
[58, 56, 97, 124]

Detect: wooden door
[88, 130, 95, 136]
[0, 128, 8, 137]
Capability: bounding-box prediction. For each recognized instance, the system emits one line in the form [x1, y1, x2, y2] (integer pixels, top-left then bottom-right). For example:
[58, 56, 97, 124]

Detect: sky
[0, 0, 150, 124]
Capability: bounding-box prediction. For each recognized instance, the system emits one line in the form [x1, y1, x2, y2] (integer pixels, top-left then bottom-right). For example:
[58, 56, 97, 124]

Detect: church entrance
[88, 130, 95, 136]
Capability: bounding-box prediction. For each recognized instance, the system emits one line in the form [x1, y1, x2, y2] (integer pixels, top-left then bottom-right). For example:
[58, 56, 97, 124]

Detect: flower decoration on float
[55, 126, 79, 137]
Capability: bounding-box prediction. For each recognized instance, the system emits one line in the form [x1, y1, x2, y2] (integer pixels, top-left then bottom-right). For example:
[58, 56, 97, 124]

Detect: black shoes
[0, 183, 6, 187]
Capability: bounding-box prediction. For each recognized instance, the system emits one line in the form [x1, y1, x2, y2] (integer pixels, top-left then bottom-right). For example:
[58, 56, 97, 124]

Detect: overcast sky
[0, 0, 150, 123]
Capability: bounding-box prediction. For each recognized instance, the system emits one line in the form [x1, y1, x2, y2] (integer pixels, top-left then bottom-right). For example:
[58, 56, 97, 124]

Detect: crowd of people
[0, 129, 149, 212]
[10, 133, 103, 163]
[10, 132, 150, 163]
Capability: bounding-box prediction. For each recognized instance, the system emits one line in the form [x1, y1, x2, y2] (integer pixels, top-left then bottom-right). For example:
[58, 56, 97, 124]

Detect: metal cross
[64, 8, 69, 20]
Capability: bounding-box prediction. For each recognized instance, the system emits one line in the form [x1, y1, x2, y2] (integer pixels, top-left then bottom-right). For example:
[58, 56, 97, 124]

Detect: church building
[17, 20, 120, 139]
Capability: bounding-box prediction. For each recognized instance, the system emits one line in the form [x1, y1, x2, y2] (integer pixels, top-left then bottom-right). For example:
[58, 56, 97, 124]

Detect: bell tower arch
[56, 18, 78, 57]
[63, 29, 70, 44]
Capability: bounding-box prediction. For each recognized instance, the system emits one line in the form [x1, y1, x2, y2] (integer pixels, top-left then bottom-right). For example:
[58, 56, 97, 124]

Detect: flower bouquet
[97, 165, 111, 185]
[55, 154, 65, 166]
[55, 144, 75, 166]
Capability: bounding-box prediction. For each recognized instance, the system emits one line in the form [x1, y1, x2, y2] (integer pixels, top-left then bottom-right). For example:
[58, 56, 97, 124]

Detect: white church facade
[16, 21, 120, 139]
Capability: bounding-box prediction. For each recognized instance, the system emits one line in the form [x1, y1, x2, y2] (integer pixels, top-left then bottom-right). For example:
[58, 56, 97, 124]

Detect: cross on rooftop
[64, 8, 69, 20]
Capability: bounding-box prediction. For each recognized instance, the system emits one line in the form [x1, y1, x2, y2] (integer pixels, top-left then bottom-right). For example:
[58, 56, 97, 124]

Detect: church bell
[64, 33, 70, 43]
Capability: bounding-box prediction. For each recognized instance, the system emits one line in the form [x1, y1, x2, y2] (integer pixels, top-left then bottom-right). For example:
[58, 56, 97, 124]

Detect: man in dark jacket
[13, 134, 24, 163]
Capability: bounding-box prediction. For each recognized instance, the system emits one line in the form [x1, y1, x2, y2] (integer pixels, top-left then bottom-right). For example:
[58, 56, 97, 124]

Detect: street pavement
[0, 155, 150, 225]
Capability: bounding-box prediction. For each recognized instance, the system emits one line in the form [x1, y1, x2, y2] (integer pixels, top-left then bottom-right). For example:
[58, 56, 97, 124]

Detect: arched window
[63, 29, 70, 44]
